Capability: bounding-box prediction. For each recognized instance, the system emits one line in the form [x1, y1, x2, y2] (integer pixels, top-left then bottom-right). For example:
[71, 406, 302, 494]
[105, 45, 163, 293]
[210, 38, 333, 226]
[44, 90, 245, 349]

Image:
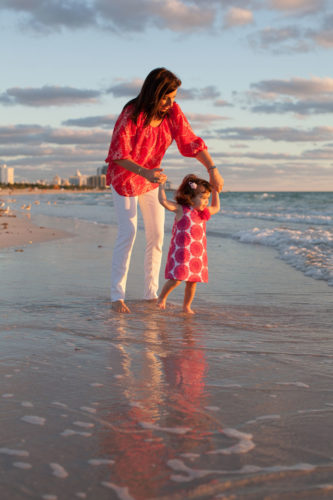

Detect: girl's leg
[183, 282, 197, 314]
[157, 280, 181, 309]
[111, 190, 138, 312]
[138, 188, 165, 300]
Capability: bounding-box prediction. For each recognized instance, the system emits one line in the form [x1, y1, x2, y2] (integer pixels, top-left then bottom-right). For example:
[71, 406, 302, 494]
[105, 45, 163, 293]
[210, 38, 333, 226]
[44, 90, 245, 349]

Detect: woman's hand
[115, 159, 167, 185]
[209, 168, 224, 193]
[143, 167, 167, 184]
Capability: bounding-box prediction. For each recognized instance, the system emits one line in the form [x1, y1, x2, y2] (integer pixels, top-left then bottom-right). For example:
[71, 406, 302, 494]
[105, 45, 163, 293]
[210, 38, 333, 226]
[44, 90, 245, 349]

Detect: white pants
[111, 188, 165, 302]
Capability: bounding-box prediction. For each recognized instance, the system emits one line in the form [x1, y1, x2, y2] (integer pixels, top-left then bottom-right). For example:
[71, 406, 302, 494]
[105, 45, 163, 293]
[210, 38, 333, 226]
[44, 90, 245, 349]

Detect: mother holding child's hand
[105, 67, 223, 313]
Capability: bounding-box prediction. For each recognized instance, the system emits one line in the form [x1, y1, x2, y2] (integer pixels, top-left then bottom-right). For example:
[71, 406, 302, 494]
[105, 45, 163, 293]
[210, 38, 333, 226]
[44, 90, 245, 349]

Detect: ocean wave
[253, 193, 276, 199]
[233, 227, 333, 286]
[223, 210, 332, 226]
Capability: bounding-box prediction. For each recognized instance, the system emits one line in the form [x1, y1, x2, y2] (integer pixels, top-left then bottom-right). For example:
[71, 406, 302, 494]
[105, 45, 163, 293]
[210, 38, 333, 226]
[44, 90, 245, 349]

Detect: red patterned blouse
[105, 102, 207, 197]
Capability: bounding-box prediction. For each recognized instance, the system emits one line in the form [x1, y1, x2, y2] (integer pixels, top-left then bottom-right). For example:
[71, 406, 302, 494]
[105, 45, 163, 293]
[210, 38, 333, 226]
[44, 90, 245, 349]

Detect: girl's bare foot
[183, 306, 195, 314]
[157, 298, 166, 310]
[111, 300, 131, 313]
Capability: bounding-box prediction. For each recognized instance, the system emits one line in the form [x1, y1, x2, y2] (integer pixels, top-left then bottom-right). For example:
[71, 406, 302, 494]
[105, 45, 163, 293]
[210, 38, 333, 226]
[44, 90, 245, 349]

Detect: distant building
[97, 165, 108, 176]
[69, 169, 87, 187]
[87, 174, 106, 189]
[0, 164, 14, 184]
[52, 175, 62, 186]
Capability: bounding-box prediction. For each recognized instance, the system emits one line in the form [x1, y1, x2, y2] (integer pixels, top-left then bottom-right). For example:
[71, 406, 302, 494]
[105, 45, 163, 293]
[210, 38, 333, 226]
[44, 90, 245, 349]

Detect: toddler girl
[157, 174, 220, 314]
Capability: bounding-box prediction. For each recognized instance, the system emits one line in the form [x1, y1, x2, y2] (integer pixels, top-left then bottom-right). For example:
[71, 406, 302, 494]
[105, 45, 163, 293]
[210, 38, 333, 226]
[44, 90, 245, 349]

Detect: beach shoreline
[0, 190, 79, 249]
[0, 212, 72, 249]
[0, 187, 110, 196]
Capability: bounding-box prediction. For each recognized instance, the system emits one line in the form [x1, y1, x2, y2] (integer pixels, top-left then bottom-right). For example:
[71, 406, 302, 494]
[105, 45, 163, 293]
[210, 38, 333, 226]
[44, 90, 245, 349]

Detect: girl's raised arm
[208, 189, 220, 215]
[158, 184, 179, 212]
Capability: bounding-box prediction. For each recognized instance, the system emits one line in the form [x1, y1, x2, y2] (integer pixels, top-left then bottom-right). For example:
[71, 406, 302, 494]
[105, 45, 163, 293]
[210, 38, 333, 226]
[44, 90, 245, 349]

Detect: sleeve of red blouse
[105, 107, 135, 164]
[169, 102, 207, 158]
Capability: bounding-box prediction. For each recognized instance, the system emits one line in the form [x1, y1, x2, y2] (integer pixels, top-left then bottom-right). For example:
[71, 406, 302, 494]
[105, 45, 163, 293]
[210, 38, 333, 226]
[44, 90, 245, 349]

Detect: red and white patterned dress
[165, 205, 211, 283]
[105, 102, 207, 197]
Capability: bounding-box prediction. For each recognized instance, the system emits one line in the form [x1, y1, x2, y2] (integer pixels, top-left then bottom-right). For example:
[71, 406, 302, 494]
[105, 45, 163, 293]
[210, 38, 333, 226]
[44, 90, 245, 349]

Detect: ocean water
[1, 191, 333, 499]
[6, 190, 333, 286]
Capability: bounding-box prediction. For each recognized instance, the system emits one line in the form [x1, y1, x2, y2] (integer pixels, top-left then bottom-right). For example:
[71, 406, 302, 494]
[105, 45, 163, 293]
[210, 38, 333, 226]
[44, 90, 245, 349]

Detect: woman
[105, 68, 223, 313]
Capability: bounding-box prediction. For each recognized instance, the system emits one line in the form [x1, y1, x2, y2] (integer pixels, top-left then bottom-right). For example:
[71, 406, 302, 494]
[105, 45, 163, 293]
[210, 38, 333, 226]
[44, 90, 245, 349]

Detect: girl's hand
[209, 168, 224, 193]
[143, 167, 167, 184]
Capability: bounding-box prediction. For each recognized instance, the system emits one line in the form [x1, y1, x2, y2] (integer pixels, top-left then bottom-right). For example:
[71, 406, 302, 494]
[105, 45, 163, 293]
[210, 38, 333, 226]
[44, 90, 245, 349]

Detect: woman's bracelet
[207, 165, 216, 171]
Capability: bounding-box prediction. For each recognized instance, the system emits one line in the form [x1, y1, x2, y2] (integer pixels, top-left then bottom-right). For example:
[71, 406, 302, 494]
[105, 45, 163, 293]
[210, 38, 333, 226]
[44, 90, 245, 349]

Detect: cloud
[0, 85, 101, 107]
[1, 0, 196, 34]
[251, 76, 333, 97]
[248, 25, 312, 53]
[178, 85, 221, 100]
[248, 76, 333, 115]
[0, 124, 108, 145]
[106, 79, 143, 97]
[179, 85, 221, 100]
[248, 9, 333, 54]
[215, 126, 333, 142]
[207, 149, 333, 161]
[62, 115, 118, 128]
[214, 99, 233, 107]
[1, 0, 96, 33]
[1, 0, 329, 52]
[151, 0, 215, 32]
[269, 0, 325, 15]
[47, 128, 108, 144]
[223, 7, 254, 28]
[0, 0, 254, 36]
[198, 86, 221, 99]
[302, 147, 333, 159]
[0, 124, 48, 143]
[309, 14, 333, 48]
[95, 0, 153, 32]
[96, 0, 215, 33]
[312, 28, 333, 48]
[185, 113, 228, 127]
[0, 123, 109, 179]
[177, 88, 198, 100]
[251, 99, 333, 115]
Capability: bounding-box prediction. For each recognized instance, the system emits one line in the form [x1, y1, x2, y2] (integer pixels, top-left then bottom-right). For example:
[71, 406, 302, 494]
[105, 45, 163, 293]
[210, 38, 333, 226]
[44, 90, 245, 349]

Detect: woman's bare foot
[183, 306, 195, 314]
[111, 300, 131, 313]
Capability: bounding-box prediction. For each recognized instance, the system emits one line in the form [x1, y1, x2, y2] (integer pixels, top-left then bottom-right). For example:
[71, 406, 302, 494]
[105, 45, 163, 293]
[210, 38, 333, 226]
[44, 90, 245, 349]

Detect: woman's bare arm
[115, 159, 167, 184]
[195, 150, 224, 193]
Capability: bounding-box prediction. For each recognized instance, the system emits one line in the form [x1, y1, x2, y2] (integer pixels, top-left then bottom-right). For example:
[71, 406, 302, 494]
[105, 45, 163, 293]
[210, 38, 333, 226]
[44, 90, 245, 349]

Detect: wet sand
[0, 214, 332, 499]
[0, 213, 71, 249]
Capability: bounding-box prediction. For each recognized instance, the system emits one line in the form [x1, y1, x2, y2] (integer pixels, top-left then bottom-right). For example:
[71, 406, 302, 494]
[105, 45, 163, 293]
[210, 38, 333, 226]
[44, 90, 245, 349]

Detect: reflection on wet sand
[99, 314, 214, 499]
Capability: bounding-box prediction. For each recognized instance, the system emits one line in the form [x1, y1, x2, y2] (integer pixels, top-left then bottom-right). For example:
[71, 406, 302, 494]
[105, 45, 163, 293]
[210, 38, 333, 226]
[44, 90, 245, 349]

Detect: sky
[0, 0, 332, 191]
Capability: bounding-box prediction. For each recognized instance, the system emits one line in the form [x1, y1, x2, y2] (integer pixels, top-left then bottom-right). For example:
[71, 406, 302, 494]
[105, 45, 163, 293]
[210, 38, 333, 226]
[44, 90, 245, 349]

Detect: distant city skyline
[0, 1, 332, 191]
[0, 164, 14, 185]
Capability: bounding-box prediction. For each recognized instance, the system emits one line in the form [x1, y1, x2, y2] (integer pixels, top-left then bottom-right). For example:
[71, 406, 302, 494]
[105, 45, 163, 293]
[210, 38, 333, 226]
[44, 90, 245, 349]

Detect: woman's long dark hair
[124, 68, 181, 126]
